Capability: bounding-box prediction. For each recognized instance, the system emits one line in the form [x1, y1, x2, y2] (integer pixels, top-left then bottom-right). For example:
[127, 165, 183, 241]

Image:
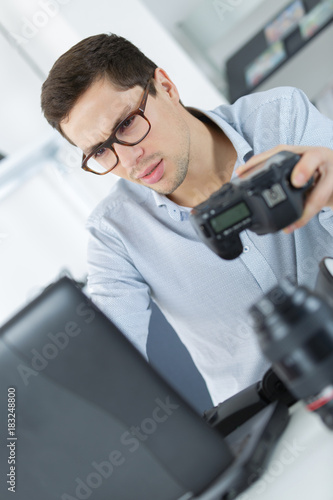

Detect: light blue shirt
[86, 86, 333, 405]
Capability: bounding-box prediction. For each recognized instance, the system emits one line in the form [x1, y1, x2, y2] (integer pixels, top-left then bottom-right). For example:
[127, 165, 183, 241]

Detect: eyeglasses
[81, 80, 152, 175]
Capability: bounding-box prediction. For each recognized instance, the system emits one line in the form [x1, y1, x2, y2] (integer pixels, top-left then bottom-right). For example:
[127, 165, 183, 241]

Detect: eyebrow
[85, 103, 133, 156]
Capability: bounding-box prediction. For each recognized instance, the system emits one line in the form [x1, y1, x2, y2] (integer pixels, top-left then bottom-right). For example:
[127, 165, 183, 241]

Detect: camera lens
[250, 280, 333, 430]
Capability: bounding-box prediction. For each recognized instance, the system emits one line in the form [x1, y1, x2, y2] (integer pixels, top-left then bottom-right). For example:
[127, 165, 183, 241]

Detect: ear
[153, 67, 180, 103]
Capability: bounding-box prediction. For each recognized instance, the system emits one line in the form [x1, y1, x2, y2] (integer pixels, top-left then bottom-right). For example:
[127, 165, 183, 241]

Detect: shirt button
[243, 245, 250, 253]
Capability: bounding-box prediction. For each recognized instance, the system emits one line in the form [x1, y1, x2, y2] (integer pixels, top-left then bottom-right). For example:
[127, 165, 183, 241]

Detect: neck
[167, 113, 237, 208]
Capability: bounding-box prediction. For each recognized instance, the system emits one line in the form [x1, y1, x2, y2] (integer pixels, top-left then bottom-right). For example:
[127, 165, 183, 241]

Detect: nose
[113, 143, 144, 169]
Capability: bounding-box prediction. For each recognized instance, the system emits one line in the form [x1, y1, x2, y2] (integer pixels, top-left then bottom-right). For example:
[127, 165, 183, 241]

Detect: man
[41, 33, 333, 406]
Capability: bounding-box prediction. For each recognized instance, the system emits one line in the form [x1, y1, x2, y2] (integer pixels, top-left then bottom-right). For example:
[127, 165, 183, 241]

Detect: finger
[290, 149, 323, 188]
[284, 167, 331, 232]
[236, 145, 300, 176]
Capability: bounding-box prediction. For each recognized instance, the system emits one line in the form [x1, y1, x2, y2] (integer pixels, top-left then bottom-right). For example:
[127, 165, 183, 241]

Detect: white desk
[238, 402, 333, 500]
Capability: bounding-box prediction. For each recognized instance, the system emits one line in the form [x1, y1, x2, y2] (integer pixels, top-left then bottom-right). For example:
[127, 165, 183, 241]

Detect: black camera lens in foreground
[250, 280, 333, 430]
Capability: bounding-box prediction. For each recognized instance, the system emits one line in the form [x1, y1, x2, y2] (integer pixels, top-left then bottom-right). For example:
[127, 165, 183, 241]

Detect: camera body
[190, 151, 313, 260]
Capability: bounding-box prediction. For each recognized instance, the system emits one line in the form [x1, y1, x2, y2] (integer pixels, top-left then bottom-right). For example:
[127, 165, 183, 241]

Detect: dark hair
[41, 33, 158, 140]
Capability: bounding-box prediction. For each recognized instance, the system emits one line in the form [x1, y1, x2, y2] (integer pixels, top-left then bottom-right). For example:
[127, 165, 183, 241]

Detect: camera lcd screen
[210, 202, 251, 233]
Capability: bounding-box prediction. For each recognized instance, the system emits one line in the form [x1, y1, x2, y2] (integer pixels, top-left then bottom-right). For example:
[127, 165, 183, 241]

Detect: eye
[94, 147, 107, 158]
[118, 115, 136, 134]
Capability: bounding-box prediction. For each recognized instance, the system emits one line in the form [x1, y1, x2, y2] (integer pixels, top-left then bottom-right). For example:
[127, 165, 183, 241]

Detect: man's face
[60, 71, 191, 195]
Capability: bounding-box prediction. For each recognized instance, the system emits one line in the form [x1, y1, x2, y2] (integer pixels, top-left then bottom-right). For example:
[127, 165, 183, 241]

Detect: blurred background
[1, 0, 333, 412]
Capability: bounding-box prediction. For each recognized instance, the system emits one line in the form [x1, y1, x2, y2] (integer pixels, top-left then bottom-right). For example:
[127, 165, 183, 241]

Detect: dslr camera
[250, 258, 333, 430]
[204, 259, 333, 434]
[190, 150, 313, 260]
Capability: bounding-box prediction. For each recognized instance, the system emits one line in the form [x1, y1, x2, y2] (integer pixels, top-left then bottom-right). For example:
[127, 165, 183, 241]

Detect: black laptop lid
[0, 277, 233, 500]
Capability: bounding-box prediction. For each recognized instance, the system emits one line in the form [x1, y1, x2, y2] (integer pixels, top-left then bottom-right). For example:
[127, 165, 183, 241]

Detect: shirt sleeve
[286, 87, 333, 148]
[282, 88, 333, 236]
[85, 219, 152, 357]
[226, 86, 333, 152]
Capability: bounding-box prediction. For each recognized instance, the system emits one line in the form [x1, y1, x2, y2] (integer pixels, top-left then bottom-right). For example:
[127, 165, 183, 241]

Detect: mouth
[136, 160, 162, 179]
[136, 160, 165, 185]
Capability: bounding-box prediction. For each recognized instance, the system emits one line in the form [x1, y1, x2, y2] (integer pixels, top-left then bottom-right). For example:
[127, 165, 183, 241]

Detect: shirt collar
[186, 106, 254, 179]
[151, 191, 184, 221]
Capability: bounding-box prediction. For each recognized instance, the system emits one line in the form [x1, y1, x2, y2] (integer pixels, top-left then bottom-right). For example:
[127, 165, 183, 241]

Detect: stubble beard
[150, 127, 191, 196]
[150, 151, 190, 195]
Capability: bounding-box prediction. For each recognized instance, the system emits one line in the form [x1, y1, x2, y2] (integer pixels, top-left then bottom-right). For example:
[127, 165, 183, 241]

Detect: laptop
[0, 277, 289, 500]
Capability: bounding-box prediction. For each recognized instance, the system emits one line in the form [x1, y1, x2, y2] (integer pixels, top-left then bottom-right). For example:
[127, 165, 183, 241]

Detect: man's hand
[236, 145, 333, 233]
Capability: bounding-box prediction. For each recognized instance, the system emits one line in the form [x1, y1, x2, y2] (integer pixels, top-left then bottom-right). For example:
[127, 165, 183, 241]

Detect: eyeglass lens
[85, 113, 150, 174]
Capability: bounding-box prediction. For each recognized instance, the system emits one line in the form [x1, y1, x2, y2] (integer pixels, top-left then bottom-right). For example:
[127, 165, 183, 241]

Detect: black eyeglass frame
[81, 80, 152, 175]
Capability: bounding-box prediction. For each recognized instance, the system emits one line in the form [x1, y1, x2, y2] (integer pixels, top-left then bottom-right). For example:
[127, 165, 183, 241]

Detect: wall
[143, 0, 333, 104]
